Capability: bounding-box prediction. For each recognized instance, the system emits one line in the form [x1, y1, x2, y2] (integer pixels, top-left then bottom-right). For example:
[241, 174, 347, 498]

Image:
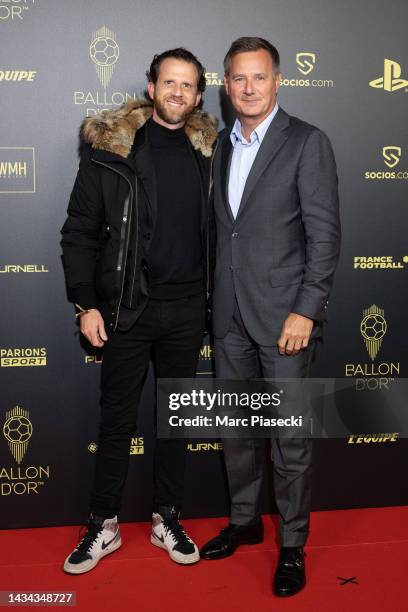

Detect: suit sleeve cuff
[292, 294, 327, 322]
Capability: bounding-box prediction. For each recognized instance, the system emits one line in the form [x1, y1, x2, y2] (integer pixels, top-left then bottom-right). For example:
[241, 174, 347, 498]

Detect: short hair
[224, 37, 280, 75]
[146, 47, 207, 93]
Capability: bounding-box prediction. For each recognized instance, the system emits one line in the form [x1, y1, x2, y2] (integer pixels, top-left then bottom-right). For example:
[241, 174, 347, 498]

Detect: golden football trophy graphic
[3, 405, 33, 464]
[360, 305, 387, 361]
[89, 25, 119, 88]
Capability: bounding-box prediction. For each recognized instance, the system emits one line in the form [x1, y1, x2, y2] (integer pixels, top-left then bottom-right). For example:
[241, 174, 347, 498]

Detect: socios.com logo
[369, 59, 408, 92]
[364, 145, 407, 180]
[296, 53, 316, 76]
[281, 52, 333, 88]
[382, 146, 401, 168]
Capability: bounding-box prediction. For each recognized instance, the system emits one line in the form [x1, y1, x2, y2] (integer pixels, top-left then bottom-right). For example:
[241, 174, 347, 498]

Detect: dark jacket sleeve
[60, 155, 105, 310]
[292, 128, 341, 321]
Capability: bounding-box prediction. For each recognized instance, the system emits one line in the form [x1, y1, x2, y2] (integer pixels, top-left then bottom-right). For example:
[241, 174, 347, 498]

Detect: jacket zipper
[92, 159, 135, 332]
[128, 177, 139, 305]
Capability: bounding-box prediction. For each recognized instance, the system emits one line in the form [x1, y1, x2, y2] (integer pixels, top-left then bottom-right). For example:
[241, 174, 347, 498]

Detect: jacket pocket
[269, 263, 304, 287]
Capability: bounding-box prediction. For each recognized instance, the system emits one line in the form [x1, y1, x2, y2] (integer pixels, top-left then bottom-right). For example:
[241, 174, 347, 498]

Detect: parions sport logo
[88, 437, 144, 455]
[1, 406, 51, 496]
[280, 52, 334, 88]
[0, 348, 47, 367]
[0, 0, 35, 21]
[74, 25, 138, 116]
[364, 146, 408, 180]
[345, 305, 400, 390]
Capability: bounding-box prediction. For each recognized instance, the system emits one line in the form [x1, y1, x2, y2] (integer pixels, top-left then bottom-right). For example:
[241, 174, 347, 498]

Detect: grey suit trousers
[215, 299, 315, 547]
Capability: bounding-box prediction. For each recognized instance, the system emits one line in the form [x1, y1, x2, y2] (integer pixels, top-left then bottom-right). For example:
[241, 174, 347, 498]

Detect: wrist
[75, 304, 97, 319]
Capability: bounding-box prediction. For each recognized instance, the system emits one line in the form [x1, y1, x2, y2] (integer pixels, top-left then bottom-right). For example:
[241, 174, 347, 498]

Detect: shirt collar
[230, 102, 279, 146]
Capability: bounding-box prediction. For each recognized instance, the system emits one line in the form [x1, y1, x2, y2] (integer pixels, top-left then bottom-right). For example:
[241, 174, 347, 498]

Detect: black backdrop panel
[1, 0, 407, 528]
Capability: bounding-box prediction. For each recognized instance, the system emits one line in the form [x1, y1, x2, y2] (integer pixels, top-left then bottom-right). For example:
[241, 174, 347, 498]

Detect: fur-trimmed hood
[81, 99, 218, 158]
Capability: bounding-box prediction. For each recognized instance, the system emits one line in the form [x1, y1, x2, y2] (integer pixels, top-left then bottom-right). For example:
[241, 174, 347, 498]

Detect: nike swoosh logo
[152, 531, 165, 543]
[101, 529, 119, 550]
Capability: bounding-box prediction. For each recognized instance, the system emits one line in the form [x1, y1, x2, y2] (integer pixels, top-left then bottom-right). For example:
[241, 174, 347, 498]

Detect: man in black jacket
[61, 48, 217, 574]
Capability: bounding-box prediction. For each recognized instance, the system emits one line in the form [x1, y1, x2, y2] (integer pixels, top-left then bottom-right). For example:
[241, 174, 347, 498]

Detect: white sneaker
[151, 512, 199, 564]
[63, 514, 121, 574]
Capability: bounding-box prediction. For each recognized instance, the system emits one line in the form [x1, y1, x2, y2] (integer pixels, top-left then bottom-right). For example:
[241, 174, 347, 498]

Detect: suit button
[144, 232, 151, 240]
[229, 265, 234, 270]
[232, 232, 238, 238]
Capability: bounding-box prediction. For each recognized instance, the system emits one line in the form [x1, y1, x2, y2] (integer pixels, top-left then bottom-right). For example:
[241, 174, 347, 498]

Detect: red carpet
[1, 507, 407, 611]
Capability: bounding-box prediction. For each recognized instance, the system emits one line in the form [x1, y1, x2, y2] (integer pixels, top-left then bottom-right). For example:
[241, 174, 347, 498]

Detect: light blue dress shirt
[228, 103, 279, 219]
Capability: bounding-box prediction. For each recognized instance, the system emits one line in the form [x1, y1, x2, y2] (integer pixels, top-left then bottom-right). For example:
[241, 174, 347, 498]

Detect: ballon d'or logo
[89, 25, 119, 88]
[3, 406, 33, 464]
[360, 305, 387, 361]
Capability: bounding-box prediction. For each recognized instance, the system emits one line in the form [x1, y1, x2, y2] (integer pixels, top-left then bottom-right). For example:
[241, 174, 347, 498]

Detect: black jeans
[89, 293, 206, 518]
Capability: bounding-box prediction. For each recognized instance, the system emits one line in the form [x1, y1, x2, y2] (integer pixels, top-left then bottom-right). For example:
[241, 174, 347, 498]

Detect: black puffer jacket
[61, 99, 218, 331]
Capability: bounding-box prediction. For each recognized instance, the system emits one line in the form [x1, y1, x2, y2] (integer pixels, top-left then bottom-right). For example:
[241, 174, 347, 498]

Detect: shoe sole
[150, 534, 200, 565]
[200, 535, 264, 560]
[63, 538, 122, 575]
[273, 582, 306, 597]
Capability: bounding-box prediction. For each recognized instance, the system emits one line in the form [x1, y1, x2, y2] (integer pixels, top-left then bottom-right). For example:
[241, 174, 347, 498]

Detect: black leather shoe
[273, 546, 306, 597]
[200, 521, 264, 560]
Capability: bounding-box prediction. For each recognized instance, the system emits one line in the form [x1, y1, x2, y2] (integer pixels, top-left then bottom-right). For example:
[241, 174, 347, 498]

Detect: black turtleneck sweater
[147, 118, 204, 299]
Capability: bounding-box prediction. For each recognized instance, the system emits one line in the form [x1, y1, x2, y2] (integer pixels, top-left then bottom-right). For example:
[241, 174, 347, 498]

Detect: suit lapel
[218, 133, 234, 224]
[235, 108, 290, 221]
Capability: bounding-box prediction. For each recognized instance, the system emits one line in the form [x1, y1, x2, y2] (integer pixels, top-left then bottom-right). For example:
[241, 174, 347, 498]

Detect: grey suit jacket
[212, 107, 341, 344]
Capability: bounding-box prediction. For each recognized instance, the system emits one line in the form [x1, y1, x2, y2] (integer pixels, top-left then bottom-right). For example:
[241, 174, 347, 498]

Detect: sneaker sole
[150, 534, 200, 565]
[63, 538, 122, 575]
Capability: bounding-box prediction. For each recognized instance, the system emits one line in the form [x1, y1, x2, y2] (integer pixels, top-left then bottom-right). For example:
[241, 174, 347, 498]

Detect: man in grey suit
[200, 37, 341, 597]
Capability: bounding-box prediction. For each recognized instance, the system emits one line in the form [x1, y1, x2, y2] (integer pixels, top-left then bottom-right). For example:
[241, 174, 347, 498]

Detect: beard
[153, 94, 196, 126]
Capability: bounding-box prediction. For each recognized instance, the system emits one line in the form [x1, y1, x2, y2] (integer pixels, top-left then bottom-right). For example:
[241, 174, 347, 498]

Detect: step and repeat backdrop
[1, 0, 407, 528]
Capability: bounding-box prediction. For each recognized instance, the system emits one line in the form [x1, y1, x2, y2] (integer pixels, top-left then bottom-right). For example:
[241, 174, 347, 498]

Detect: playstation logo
[369, 59, 408, 92]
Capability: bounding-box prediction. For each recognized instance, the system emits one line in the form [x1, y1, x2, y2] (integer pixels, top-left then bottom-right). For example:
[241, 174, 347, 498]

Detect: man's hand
[277, 313, 313, 356]
[80, 309, 108, 347]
